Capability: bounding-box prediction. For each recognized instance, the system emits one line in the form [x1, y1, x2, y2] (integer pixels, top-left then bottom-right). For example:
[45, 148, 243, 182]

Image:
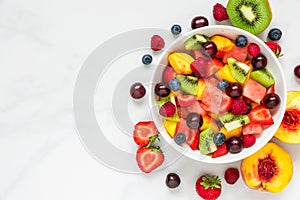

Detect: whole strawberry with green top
[265, 41, 282, 57]
[195, 174, 222, 200]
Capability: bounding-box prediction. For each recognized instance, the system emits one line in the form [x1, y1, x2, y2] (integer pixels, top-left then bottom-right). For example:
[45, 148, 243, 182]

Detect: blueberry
[268, 28, 282, 41]
[217, 80, 229, 91]
[168, 78, 181, 91]
[213, 132, 226, 146]
[174, 133, 186, 145]
[171, 24, 182, 35]
[142, 54, 152, 65]
[245, 103, 252, 114]
[235, 35, 248, 47]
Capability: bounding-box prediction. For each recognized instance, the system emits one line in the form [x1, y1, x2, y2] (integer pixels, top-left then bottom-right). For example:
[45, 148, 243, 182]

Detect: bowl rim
[149, 25, 287, 164]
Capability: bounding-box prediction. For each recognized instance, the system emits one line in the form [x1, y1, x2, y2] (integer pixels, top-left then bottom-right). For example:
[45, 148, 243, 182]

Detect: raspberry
[231, 99, 249, 115]
[151, 35, 165, 51]
[224, 168, 240, 184]
[159, 101, 176, 117]
[213, 3, 229, 22]
[248, 43, 260, 57]
[242, 134, 256, 148]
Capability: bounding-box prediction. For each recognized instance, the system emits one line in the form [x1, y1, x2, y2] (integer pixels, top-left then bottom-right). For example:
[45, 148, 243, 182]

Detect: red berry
[151, 35, 165, 51]
[265, 41, 282, 57]
[242, 134, 256, 148]
[224, 168, 240, 184]
[248, 43, 260, 57]
[159, 101, 176, 117]
[213, 3, 229, 22]
[212, 143, 228, 158]
[231, 99, 248, 115]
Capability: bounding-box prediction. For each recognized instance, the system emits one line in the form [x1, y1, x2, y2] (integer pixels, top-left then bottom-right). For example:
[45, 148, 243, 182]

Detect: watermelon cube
[243, 79, 267, 104]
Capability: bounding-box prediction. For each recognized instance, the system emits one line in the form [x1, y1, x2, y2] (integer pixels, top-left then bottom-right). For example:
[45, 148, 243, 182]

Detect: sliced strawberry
[190, 57, 209, 77]
[176, 118, 199, 150]
[136, 147, 164, 173]
[176, 93, 197, 107]
[212, 143, 228, 158]
[249, 105, 274, 125]
[133, 121, 158, 146]
[163, 65, 177, 84]
[206, 58, 224, 77]
[201, 84, 232, 114]
[242, 122, 263, 135]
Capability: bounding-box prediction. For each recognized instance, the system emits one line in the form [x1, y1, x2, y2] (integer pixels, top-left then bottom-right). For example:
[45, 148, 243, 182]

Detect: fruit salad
[154, 33, 281, 158]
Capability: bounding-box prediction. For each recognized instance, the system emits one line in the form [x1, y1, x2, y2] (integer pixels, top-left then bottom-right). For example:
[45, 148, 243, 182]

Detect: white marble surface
[1, 0, 300, 199]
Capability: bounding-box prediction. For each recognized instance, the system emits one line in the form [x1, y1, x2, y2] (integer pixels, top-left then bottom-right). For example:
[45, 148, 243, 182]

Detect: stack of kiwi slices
[226, 0, 272, 35]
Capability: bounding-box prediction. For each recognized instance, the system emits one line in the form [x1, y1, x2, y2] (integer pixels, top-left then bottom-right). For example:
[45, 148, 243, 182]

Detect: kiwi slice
[219, 112, 250, 132]
[199, 128, 217, 155]
[184, 34, 210, 50]
[250, 68, 275, 88]
[176, 75, 198, 95]
[226, 0, 272, 35]
[228, 58, 251, 84]
[157, 96, 180, 122]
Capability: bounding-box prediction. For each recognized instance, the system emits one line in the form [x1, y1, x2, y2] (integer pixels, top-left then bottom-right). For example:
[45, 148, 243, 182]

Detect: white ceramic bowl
[149, 25, 287, 164]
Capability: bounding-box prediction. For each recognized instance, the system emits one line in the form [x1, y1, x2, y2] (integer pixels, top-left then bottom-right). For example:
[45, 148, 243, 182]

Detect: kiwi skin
[226, 0, 272, 35]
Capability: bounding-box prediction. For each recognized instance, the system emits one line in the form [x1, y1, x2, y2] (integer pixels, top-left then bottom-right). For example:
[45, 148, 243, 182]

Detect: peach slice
[241, 142, 293, 193]
[274, 90, 300, 143]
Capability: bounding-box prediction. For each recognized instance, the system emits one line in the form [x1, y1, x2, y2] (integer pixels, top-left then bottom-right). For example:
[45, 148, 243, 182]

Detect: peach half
[274, 90, 300, 143]
[241, 142, 293, 193]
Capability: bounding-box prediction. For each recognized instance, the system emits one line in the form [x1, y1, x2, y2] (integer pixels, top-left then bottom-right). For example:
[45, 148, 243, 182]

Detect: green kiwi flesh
[226, 0, 272, 35]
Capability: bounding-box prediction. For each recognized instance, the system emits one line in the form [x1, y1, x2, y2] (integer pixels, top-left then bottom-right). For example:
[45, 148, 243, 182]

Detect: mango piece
[211, 35, 234, 58]
[241, 142, 293, 193]
[200, 115, 219, 133]
[168, 52, 194, 75]
[215, 64, 236, 83]
[163, 119, 178, 138]
[220, 126, 242, 139]
[274, 91, 300, 143]
[196, 78, 206, 100]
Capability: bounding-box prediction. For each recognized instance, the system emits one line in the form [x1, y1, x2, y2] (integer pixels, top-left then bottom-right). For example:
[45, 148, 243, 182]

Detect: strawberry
[213, 3, 229, 22]
[267, 85, 275, 94]
[212, 143, 228, 158]
[248, 105, 274, 125]
[136, 146, 164, 173]
[151, 35, 165, 51]
[195, 174, 222, 200]
[265, 41, 282, 57]
[133, 121, 159, 146]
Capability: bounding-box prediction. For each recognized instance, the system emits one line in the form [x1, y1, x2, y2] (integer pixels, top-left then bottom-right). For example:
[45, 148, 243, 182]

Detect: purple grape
[251, 54, 267, 70]
[155, 83, 170, 97]
[191, 16, 209, 29]
[263, 93, 281, 109]
[186, 112, 203, 130]
[226, 83, 243, 99]
[201, 41, 217, 58]
[130, 82, 146, 99]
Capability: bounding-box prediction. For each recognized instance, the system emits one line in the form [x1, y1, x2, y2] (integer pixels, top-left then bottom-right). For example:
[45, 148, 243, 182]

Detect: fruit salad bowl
[149, 25, 287, 164]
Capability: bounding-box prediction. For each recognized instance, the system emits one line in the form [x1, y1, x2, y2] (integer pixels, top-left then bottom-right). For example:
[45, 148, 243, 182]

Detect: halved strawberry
[249, 105, 274, 125]
[133, 121, 159, 146]
[265, 41, 282, 57]
[136, 147, 164, 173]
[267, 85, 275, 94]
[176, 93, 196, 107]
[212, 143, 228, 158]
[163, 66, 177, 84]
[206, 58, 224, 77]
